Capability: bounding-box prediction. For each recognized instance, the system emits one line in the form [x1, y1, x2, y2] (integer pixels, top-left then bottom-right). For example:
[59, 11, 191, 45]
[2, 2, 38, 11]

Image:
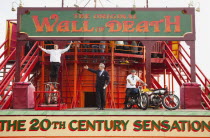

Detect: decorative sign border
[17, 7, 195, 41]
[0, 115, 209, 137]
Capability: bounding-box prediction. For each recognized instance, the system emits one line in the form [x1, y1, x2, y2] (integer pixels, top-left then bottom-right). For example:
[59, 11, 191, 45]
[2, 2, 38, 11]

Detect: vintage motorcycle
[144, 88, 180, 110]
[125, 86, 149, 110]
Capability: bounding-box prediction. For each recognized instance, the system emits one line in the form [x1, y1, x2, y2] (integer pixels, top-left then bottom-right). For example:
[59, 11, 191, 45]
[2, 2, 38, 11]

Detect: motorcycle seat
[131, 88, 139, 94]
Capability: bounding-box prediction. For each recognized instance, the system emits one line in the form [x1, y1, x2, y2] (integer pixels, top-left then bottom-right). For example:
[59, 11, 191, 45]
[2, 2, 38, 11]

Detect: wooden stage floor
[0, 108, 210, 116]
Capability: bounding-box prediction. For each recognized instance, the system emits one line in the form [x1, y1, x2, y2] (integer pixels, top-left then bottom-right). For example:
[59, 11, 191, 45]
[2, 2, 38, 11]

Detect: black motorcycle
[125, 86, 149, 110]
[145, 88, 180, 110]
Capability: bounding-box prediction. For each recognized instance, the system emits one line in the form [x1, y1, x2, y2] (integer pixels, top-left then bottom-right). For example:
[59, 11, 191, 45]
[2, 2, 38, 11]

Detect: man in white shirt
[124, 70, 147, 109]
[39, 41, 72, 82]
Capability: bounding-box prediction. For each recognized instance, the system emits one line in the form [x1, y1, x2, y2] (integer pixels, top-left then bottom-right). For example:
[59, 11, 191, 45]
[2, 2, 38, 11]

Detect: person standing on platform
[84, 63, 110, 110]
[39, 41, 72, 82]
[124, 70, 147, 109]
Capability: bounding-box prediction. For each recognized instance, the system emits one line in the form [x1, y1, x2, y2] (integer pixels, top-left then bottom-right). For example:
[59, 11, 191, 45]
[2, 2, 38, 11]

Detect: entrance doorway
[84, 92, 97, 107]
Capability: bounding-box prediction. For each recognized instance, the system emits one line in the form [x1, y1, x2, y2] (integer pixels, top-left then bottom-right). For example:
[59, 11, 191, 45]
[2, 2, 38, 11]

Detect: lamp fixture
[74, 4, 82, 14]
[131, 0, 136, 15]
[11, 0, 23, 11]
[195, 2, 200, 12]
[74, 4, 79, 8]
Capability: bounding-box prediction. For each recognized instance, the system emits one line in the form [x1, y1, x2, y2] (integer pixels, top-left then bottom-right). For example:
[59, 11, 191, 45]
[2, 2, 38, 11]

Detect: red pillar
[186, 41, 196, 82]
[15, 41, 26, 82]
[142, 41, 156, 88]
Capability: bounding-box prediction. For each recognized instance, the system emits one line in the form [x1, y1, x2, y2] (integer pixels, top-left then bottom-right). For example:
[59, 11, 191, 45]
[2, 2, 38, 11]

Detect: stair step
[0, 72, 8, 73]
[0, 68, 12, 69]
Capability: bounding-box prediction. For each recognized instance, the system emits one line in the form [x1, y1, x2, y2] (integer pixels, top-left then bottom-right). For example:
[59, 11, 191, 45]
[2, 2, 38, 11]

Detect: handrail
[0, 65, 15, 92]
[66, 42, 144, 54]
[0, 42, 40, 109]
[0, 68, 15, 96]
[164, 58, 182, 86]
[179, 44, 210, 85]
[20, 48, 39, 76]
[20, 56, 39, 82]
[179, 50, 210, 93]
[152, 41, 164, 53]
[164, 51, 187, 83]
[163, 42, 191, 81]
[0, 39, 8, 49]
[151, 75, 162, 89]
[0, 86, 12, 105]
[0, 48, 16, 70]
[20, 41, 39, 65]
[201, 93, 210, 109]
[0, 48, 8, 59]
[0, 43, 39, 91]
[179, 44, 210, 94]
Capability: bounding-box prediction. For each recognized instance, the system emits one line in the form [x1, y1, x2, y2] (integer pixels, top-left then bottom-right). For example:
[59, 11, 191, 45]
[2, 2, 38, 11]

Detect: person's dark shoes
[101, 108, 104, 110]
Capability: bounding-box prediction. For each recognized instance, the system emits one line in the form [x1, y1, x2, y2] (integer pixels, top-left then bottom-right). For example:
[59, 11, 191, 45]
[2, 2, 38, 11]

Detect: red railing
[152, 41, 164, 54]
[0, 39, 9, 59]
[163, 42, 191, 82]
[179, 44, 210, 95]
[0, 48, 16, 70]
[162, 41, 210, 109]
[0, 39, 8, 49]
[0, 42, 40, 109]
[151, 75, 162, 89]
[178, 44, 210, 109]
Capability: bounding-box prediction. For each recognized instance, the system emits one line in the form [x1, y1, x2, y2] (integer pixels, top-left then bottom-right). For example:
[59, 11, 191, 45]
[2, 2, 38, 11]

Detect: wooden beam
[142, 41, 156, 88]
[186, 41, 196, 82]
[110, 41, 115, 108]
[72, 44, 78, 108]
[40, 41, 45, 91]
[15, 41, 26, 82]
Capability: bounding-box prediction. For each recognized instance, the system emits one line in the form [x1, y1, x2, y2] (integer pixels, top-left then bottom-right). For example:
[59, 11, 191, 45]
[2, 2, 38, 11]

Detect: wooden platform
[0, 108, 210, 138]
[0, 108, 210, 116]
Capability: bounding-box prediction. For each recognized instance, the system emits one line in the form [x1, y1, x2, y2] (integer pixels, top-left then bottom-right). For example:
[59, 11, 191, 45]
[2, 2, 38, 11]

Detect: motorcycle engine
[151, 95, 161, 106]
[129, 97, 136, 104]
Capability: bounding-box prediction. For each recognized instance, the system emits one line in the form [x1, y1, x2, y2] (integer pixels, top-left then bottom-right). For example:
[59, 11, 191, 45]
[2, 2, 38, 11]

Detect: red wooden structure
[0, 10, 210, 110]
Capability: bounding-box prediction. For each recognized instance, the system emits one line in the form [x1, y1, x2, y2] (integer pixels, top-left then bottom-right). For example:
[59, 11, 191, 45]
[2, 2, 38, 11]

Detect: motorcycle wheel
[139, 93, 149, 110]
[162, 94, 180, 110]
[125, 103, 133, 109]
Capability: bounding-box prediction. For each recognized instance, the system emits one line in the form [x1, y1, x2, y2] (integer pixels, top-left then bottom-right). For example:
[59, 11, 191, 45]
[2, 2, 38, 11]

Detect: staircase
[162, 41, 210, 110]
[0, 41, 40, 109]
[151, 75, 162, 89]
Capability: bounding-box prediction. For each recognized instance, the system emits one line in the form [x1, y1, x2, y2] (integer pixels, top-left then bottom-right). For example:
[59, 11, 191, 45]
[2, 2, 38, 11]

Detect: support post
[62, 0, 64, 7]
[172, 75, 174, 93]
[143, 44, 146, 84]
[72, 43, 78, 108]
[164, 69, 166, 88]
[40, 41, 45, 91]
[168, 73, 171, 92]
[186, 41, 196, 82]
[142, 41, 156, 88]
[110, 41, 115, 108]
[15, 41, 26, 82]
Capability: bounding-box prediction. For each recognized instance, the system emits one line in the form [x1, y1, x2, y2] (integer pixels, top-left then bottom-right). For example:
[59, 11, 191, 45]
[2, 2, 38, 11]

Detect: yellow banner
[0, 116, 209, 137]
